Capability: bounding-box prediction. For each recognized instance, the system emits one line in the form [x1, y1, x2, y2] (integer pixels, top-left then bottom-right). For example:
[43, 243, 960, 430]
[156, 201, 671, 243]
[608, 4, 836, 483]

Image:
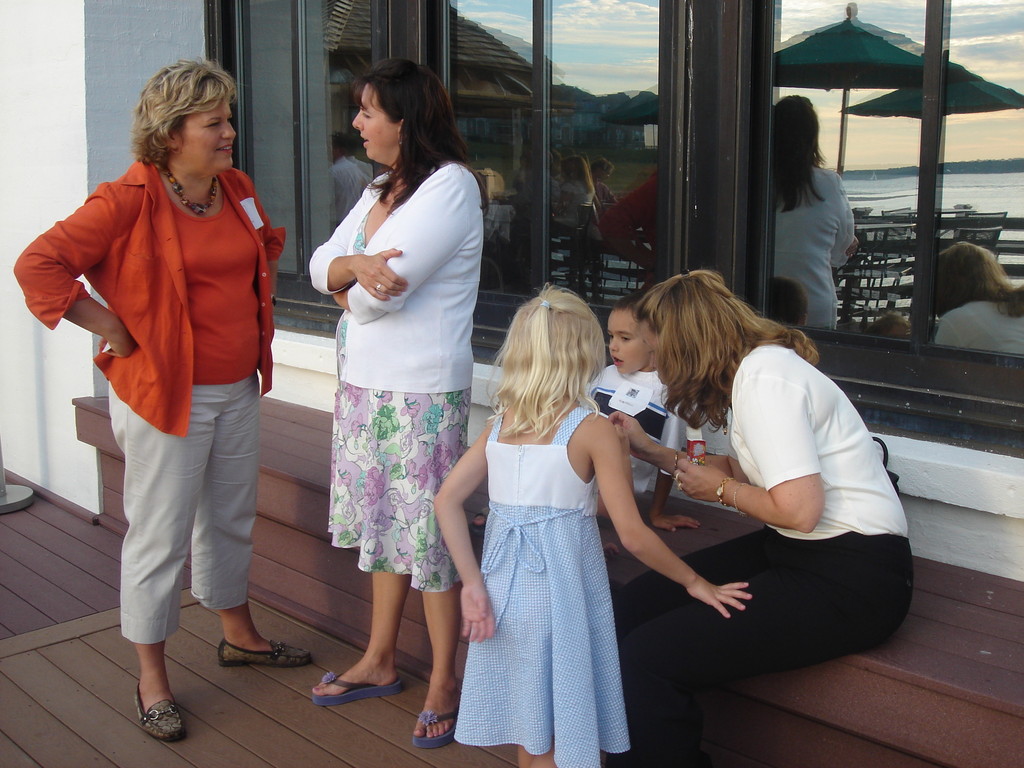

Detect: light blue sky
[455, 0, 1023, 168]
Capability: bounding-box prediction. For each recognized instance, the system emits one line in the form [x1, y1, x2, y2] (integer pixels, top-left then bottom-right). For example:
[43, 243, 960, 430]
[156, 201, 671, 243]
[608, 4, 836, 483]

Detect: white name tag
[240, 197, 264, 229]
[608, 382, 654, 416]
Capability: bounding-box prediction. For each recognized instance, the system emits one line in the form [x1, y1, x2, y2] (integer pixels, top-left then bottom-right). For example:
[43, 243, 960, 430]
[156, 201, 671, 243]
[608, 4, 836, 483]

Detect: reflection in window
[323, 1, 373, 234]
[931, 0, 1024, 355]
[449, 1, 534, 294]
[771, 1, 925, 334]
[449, 0, 660, 304]
[550, 0, 660, 305]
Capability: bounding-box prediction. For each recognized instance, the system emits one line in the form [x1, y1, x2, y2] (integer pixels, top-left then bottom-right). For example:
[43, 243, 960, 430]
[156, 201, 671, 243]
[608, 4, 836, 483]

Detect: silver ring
[375, 283, 384, 292]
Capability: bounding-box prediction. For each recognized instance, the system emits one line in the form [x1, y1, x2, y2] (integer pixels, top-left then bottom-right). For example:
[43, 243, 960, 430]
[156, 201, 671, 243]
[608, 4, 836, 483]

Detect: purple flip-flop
[411, 708, 459, 749]
[311, 672, 403, 706]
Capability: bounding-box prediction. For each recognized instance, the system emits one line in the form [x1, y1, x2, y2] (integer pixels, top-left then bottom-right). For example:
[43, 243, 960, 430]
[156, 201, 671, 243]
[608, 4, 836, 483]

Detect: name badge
[240, 197, 264, 229]
[608, 382, 654, 416]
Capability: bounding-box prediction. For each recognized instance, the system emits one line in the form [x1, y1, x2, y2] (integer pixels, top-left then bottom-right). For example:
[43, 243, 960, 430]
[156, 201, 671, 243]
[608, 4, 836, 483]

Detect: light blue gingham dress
[455, 407, 629, 767]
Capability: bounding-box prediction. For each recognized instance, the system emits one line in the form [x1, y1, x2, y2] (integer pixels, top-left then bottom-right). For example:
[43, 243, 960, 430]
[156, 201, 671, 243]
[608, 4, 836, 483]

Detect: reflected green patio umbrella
[601, 89, 659, 126]
[845, 75, 1024, 118]
[774, 5, 972, 173]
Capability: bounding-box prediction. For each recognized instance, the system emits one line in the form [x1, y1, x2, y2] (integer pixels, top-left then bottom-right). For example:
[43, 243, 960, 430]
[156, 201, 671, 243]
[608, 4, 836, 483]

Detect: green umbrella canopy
[775, 19, 929, 91]
[601, 90, 659, 126]
[846, 74, 1024, 118]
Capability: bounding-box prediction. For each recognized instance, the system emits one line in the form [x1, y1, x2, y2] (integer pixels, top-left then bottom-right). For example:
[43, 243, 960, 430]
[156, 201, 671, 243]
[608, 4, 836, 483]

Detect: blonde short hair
[494, 286, 604, 438]
[131, 59, 236, 166]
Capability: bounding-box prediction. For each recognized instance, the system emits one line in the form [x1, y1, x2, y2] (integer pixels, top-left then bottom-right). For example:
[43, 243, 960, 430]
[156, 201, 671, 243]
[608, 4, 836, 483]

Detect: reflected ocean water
[844, 171, 1024, 218]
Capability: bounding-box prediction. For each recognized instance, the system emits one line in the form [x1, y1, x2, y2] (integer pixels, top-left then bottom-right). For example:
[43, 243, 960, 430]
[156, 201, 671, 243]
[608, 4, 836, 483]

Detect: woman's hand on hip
[351, 248, 408, 300]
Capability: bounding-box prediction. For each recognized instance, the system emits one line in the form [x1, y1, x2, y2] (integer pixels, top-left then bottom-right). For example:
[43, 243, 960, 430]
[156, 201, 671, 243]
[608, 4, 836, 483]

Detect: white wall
[1, 1, 204, 512]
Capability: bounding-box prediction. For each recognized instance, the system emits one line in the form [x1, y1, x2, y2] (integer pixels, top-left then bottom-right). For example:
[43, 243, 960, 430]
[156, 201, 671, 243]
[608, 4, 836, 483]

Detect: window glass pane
[449, 1, 535, 295]
[550, 0, 660, 305]
[248, 0, 301, 273]
[323, 0, 373, 236]
[932, 0, 1024, 356]
[772, 1, 924, 336]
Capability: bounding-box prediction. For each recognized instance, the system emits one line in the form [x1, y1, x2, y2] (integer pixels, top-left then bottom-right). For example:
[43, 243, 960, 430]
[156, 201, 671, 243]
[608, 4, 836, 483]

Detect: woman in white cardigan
[308, 58, 485, 748]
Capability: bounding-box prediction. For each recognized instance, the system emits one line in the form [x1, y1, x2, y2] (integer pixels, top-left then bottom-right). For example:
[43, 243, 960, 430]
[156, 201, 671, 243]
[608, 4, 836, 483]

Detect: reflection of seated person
[866, 311, 911, 338]
[768, 276, 808, 326]
[553, 154, 596, 231]
[597, 172, 657, 278]
[330, 132, 372, 225]
[591, 157, 617, 214]
[934, 242, 1024, 354]
[772, 96, 856, 329]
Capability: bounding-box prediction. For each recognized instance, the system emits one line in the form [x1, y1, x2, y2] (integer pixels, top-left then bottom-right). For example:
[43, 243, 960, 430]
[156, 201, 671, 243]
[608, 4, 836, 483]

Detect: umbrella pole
[837, 88, 850, 175]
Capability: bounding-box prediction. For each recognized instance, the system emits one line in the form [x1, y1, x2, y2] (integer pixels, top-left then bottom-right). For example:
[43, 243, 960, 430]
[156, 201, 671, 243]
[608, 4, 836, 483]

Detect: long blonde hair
[493, 286, 605, 438]
[635, 270, 818, 431]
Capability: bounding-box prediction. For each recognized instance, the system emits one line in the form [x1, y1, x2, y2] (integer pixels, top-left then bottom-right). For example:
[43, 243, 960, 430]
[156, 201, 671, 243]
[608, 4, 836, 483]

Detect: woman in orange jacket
[15, 59, 310, 742]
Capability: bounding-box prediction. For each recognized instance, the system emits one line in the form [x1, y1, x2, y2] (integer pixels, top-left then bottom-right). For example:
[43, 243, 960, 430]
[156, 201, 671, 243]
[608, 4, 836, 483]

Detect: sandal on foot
[412, 708, 458, 749]
[135, 686, 186, 741]
[311, 672, 403, 706]
[218, 638, 311, 667]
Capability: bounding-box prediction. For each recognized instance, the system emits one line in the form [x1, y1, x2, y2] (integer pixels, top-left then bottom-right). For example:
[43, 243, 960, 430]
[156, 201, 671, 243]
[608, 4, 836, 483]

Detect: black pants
[605, 528, 913, 768]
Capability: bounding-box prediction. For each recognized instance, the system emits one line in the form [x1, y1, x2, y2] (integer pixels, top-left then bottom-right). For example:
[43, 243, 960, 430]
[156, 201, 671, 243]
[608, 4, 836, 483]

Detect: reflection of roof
[324, 0, 364, 51]
[323, 1, 535, 105]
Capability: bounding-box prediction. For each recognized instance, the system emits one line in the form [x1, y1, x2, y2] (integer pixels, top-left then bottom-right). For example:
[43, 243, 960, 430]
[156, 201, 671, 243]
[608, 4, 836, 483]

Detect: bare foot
[311, 659, 398, 698]
[413, 679, 459, 740]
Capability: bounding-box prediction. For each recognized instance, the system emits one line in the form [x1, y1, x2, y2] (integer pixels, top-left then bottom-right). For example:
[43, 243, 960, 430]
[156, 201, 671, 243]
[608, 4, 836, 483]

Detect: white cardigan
[309, 163, 484, 393]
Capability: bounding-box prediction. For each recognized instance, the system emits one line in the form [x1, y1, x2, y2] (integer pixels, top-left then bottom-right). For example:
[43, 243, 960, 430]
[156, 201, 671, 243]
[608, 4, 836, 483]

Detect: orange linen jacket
[15, 162, 285, 437]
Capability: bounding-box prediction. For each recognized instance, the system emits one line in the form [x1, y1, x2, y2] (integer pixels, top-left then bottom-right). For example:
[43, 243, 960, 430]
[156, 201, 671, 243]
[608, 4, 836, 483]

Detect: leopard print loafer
[217, 638, 312, 667]
[135, 687, 186, 741]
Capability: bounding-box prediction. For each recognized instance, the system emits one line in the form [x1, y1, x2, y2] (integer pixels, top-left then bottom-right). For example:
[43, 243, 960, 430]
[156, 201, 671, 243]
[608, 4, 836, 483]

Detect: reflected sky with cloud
[456, 0, 1021, 168]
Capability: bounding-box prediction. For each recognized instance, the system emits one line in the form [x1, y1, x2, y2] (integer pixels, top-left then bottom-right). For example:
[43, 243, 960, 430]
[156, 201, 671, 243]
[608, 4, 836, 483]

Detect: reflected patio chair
[838, 226, 915, 329]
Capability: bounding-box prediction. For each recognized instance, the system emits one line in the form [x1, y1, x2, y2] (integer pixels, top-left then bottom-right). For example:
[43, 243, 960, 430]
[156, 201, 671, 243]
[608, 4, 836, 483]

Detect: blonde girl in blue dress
[435, 286, 752, 768]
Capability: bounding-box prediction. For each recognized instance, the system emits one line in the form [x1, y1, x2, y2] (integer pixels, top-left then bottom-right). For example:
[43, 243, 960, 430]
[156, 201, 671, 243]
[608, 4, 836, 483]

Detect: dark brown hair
[773, 95, 825, 212]
[354, 58, 484, 209]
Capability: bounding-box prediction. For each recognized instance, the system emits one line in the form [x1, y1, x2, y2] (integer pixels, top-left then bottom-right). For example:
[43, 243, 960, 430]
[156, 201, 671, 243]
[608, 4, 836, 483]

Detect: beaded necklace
[162, 169, 218, 215]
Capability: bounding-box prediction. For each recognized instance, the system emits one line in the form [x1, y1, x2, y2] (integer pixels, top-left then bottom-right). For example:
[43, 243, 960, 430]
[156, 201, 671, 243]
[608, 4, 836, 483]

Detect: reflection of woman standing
[773, 95, 856, 329]
[606, 271, 913, 768]
[15, 60, 309, 743]
[935, 242, 1024, 354]
[308, 58, 485, 748]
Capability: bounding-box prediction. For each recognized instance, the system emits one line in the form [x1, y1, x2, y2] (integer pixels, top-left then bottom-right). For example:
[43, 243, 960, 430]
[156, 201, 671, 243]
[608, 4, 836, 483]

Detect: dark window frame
[214, 0, 1023, 457]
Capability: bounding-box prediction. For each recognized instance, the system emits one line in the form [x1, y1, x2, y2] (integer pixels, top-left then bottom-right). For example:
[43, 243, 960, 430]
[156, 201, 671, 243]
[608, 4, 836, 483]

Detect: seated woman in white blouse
[934, 242, 1024, 355]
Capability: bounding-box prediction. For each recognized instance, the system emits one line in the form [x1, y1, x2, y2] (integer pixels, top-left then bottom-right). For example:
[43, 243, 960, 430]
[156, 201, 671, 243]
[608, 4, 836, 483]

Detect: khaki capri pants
[109, 375, 260, 645]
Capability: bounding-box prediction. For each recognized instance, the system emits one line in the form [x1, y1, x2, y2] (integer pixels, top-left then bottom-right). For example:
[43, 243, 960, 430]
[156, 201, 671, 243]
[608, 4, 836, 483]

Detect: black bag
[873, 436, 900, 494]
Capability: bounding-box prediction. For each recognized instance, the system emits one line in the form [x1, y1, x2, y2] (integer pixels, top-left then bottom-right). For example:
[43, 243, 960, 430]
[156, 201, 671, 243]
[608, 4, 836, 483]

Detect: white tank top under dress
[454, 407, 630, 767]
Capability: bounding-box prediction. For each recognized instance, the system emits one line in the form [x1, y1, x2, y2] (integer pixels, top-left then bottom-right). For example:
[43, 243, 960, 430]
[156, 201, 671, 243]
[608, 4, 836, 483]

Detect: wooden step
[73, 395, 1024, 768]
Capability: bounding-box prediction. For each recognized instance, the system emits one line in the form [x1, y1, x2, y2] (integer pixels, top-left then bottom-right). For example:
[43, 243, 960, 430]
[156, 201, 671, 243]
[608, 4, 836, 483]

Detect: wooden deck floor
[0, 495, 517, 768]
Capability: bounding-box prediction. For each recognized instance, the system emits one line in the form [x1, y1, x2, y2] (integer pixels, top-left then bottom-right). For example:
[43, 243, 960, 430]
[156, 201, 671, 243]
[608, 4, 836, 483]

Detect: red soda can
[686, 439, 706, 465]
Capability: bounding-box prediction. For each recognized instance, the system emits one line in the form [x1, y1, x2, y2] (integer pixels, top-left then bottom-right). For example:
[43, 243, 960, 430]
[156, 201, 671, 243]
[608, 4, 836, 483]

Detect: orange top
[15, 162, 284, 436]
[173, 204, 260, 384]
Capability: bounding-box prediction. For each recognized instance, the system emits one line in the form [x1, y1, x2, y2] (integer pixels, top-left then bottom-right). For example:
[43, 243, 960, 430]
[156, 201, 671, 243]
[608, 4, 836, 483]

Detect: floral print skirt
[329, 381, 470, 591]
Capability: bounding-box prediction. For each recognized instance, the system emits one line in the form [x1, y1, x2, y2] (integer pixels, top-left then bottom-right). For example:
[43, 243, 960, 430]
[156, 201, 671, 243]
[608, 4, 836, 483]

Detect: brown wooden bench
[74, 396, 1024, 768]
